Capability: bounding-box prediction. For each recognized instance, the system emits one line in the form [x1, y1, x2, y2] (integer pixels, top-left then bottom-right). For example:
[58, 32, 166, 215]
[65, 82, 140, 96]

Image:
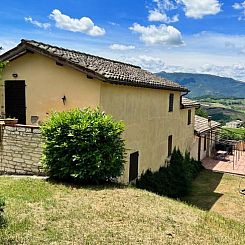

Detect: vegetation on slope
[195, 97, 245, 124]
[156, 72, 245, 98]
[0, 175, 245, 244]
[219, 127, 245, 141]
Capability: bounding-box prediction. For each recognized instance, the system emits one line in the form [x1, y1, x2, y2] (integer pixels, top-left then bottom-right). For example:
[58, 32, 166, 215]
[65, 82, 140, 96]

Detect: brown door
[129, 151, 139, 182]
[5, 80, 26, 124]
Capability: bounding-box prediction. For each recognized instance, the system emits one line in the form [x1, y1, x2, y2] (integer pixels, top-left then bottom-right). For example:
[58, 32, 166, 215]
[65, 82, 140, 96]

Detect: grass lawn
[0, 175, 245, 244]
[183, 170, 245, 223]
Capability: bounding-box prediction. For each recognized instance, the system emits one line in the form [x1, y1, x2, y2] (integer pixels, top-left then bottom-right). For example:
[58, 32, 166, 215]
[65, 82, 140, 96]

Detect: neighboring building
[225, 120, 243, 128]
[190, 115, 220, 161]
[1, 39, 199, 182]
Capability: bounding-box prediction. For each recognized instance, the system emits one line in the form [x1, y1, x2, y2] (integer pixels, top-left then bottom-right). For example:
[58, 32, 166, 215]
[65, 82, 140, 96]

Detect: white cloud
[129, 23, 183, 46]
[109, 44, 135, 50]
[179, 0, 222, 19]
[153, 0, 178, 11]
[148, 9, 179, 23]
[148, 0, 179, 23]
[123, 55, 166, 72]
[232, 1, 245, 20]
[108, 21, 120, 26]
[24, 17, 51, 29]
[232, 1, 245, 10]
[199, 63, 245, 81]
[50, 9, 105, 36]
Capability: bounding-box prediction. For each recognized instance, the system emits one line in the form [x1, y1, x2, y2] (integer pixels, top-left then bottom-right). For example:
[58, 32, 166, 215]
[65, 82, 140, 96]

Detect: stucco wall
[2, 53, 101, 124]
[0, 125, 43, 175]
[190, 130, 217, 161]
[100, 83, 195, 182]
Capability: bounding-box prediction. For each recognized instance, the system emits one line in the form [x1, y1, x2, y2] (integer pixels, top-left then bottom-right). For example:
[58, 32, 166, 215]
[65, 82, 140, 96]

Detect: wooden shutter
[129, 152, 139, 182]
[188, 109, 192, 125]
[204, 135, 207, 151]
[168, 135, 173, 157]
[169, 93, 174, 112]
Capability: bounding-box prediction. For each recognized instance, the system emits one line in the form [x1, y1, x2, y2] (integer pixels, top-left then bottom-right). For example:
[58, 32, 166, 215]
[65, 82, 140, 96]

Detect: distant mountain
[156, 72, 245, 98]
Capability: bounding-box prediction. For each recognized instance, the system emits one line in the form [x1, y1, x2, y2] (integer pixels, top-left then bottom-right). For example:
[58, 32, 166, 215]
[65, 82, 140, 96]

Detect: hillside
[156, 72, 245, 98]
[0, 176, 245, 244]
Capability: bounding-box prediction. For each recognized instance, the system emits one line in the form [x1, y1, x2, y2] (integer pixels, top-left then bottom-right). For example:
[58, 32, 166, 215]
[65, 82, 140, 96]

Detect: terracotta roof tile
[181, 97, 200, 108]
[195, 115, 220, 134]
[0, 39, 188, 92]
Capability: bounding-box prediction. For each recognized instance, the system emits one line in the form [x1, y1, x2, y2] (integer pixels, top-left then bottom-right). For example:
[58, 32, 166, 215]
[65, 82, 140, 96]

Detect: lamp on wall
[12, 73, 18, 78]
[62, 95, 66, 105]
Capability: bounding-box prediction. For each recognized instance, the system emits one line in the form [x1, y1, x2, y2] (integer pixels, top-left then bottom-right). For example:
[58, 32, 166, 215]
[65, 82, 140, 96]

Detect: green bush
[136, 149, 203, 198]
[41, 108, 125, 183]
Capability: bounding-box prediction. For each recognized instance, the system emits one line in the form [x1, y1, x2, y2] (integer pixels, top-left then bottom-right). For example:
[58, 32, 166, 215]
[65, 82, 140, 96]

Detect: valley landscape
[157, 72, 245, 124]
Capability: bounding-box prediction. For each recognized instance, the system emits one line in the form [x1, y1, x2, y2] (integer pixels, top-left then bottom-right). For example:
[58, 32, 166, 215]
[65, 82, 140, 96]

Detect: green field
[0, 171, 245, 244]
[195, 97, 245, 124]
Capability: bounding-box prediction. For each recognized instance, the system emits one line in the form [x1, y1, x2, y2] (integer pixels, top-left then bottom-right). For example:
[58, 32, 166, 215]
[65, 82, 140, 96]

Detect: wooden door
[5, 80, 26, 124]
[129, 151, 139, 182]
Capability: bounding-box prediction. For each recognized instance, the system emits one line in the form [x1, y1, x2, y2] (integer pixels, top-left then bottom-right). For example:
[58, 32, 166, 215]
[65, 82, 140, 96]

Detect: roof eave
[181, 104, 200, 109]
[103, 79, 189, 91]
[195, 125, 221, 135]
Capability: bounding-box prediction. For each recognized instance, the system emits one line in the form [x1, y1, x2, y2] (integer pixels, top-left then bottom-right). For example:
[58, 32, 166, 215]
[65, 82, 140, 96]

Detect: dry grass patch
[0, 176, 245, 244]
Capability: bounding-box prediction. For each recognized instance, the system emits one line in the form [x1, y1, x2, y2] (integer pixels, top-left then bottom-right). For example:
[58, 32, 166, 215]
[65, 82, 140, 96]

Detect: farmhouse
[0, 39, 214, 182]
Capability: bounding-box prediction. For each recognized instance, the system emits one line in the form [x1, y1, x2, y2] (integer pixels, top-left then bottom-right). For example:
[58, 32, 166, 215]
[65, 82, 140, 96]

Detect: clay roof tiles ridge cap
[0, 39, 189, 92]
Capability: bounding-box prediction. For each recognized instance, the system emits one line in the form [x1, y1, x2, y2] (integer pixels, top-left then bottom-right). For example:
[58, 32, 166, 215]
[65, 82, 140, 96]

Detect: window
[129, 152, 139, 182]
[204, 135, 207, 151]
[188, 109, 192, 125]
[169, 93, 174, 112]
[168, 135, 173, 157]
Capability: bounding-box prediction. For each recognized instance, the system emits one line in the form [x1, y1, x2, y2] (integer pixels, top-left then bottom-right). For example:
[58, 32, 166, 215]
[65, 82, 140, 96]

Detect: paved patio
[202, 151, 245, 176]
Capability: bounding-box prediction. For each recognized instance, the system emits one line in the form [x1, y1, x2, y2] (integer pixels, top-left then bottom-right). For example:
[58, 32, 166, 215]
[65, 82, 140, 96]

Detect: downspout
[198, 135, 201, 161]
[180, 91, 189, 108]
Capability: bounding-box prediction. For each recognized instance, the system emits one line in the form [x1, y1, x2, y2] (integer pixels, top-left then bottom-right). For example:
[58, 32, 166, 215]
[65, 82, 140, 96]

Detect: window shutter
[169, 93, 174, 112]
[188, 109, 192, 125]
[168, 135, 173, 157]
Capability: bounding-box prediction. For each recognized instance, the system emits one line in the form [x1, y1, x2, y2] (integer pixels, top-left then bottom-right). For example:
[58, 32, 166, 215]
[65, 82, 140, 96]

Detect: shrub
[136, 148, 203, 198]
[41, 108, 125, 183]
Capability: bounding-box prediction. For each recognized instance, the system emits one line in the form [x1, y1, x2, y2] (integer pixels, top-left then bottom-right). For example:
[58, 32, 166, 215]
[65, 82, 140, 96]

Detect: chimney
[208, 116, 212, 127]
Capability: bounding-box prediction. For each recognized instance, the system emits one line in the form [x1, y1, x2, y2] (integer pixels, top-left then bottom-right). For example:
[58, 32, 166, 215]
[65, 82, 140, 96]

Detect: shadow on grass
[0, 216, 7, 229]
[182, 169, 224, 211]
[45, 177, 127, 191]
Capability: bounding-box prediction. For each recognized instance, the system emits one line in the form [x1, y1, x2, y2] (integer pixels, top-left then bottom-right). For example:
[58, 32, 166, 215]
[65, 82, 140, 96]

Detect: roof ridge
[21, 39, 141, 69]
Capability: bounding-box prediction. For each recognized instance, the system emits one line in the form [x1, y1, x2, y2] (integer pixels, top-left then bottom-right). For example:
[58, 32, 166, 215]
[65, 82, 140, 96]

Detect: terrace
[202, 146, 245, 176]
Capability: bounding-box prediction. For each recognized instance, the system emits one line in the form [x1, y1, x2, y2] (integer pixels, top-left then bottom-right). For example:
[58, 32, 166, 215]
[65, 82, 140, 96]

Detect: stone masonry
[0, 125, 44, 175]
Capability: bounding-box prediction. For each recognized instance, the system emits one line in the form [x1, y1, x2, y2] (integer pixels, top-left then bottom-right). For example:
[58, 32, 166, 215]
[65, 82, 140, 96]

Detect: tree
[196, 107, 208, 118]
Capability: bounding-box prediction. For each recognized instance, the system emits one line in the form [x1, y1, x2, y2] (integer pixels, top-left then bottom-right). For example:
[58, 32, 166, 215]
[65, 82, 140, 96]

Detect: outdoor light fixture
[12, 73, 18, 78]
[62, 95, 66, 105]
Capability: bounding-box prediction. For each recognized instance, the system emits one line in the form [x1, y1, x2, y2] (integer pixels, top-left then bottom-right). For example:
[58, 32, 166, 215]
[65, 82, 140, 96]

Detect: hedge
[41, 108, 125, 184]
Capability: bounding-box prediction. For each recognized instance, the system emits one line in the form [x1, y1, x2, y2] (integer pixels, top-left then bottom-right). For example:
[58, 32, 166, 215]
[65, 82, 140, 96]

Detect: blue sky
[1, 0, 245, 81]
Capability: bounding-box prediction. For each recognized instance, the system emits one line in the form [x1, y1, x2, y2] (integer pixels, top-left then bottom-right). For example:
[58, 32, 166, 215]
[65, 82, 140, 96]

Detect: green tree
[196, 107, 208, 118]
